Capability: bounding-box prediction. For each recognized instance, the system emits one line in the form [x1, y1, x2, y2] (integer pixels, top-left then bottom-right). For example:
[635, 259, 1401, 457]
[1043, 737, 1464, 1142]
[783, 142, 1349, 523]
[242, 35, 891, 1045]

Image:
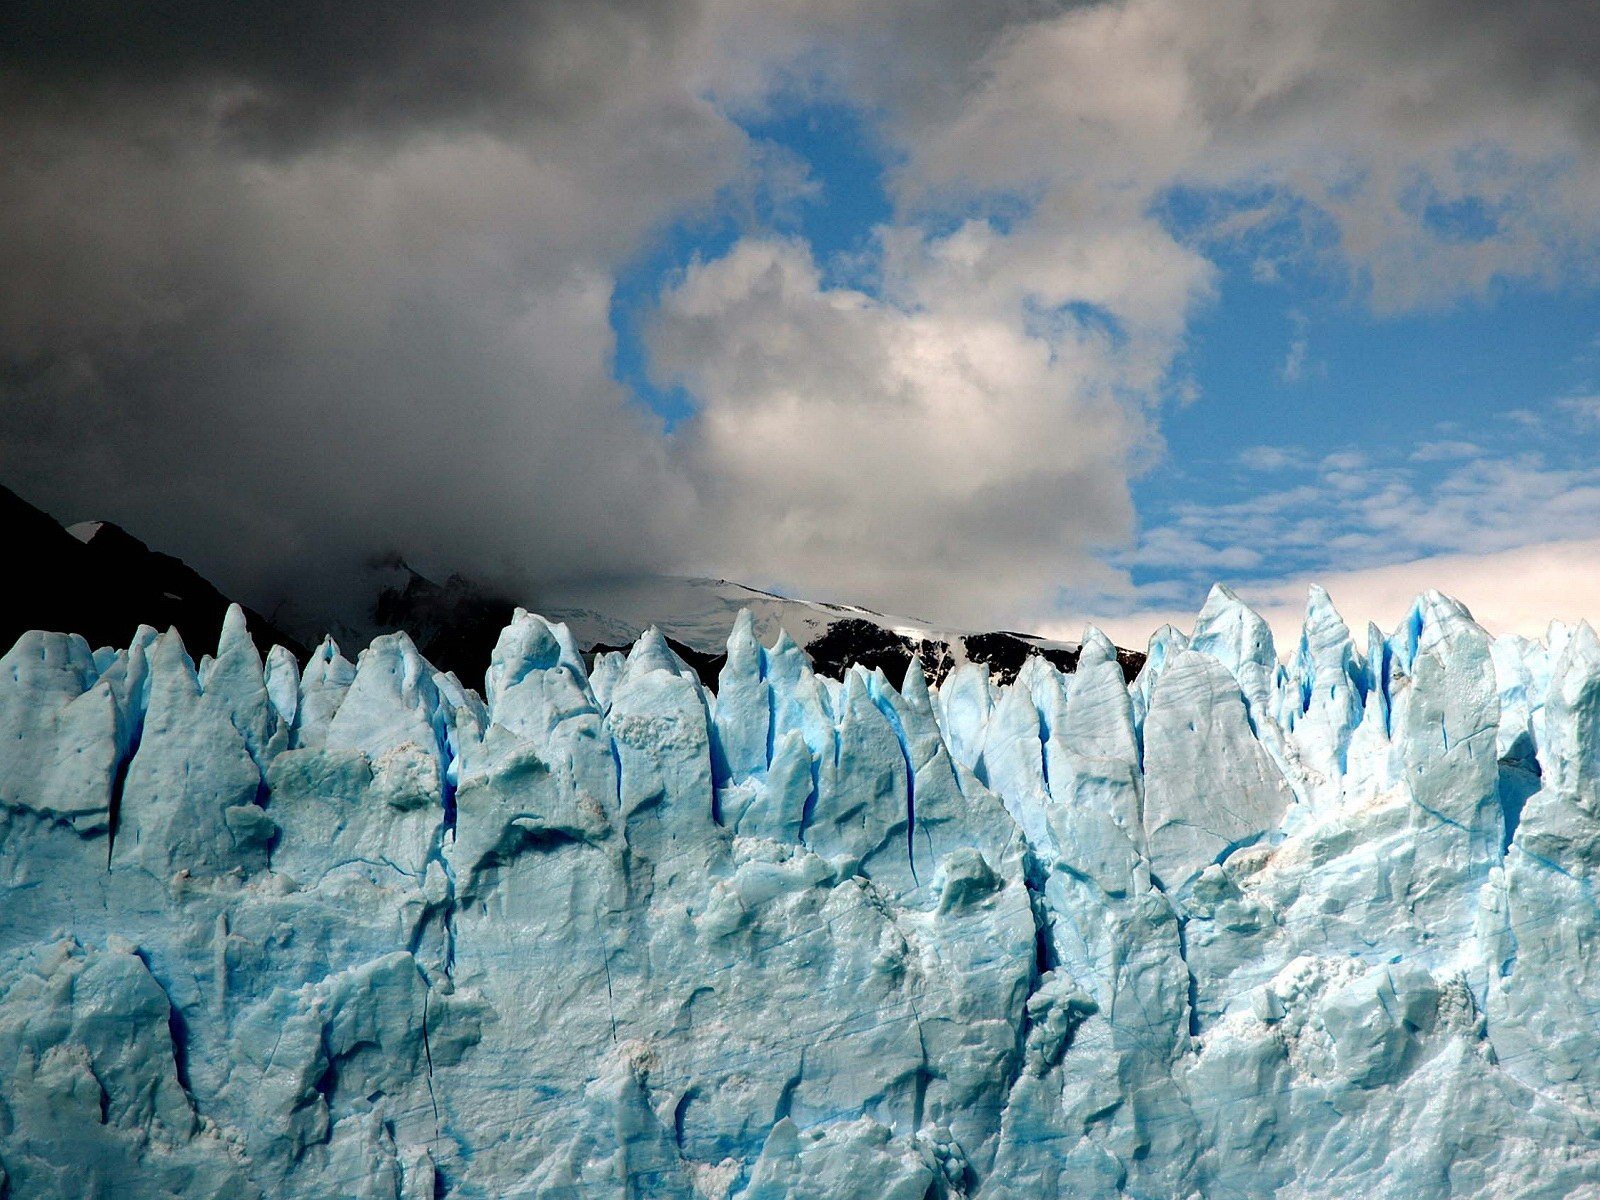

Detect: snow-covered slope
[305, 567, 1117, 687]
[2, 585, 1598, 1197]
[532, 573, 1121, 686]
[534, 574, 938, 653]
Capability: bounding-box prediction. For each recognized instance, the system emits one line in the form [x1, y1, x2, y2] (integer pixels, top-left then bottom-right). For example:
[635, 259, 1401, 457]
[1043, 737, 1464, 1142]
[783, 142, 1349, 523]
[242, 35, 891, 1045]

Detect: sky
[5, 0, 1600, 648]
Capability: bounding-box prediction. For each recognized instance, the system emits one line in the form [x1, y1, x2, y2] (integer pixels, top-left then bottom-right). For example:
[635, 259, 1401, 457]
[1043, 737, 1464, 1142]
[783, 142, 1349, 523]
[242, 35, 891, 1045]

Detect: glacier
[2, 586, 1600, 1197]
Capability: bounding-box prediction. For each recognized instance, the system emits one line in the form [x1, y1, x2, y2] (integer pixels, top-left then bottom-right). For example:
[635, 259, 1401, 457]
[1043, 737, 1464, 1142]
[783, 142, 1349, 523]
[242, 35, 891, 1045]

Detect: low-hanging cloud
[3, 0, 1600, 632]
[0, 0, 738, 615]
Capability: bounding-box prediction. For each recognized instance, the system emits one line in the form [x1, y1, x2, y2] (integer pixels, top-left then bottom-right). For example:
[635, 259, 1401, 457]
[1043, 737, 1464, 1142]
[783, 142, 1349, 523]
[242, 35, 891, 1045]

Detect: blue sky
[1127, 244, 1600, 592]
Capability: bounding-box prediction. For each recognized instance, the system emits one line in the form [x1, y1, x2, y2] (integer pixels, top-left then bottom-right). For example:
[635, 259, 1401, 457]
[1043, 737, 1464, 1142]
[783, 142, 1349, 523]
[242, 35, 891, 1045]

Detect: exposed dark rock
[917, 639, 957, 685]
[586, 626, 1144, 692]
[372, 563, 517, 684]
[962, 632, 1079, 684]
[804, 619, 916, 682]
[961, 631, 1143, 684]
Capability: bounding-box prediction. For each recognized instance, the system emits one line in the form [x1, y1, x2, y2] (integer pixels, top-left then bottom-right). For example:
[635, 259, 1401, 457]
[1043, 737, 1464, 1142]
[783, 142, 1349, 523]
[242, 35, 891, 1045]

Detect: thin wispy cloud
[1237, 445, 1309, 472]
[1557, 394, 1600, 423]
[1278, 311, 1317, 383]
[1087, 394, 1600, 642]
[1410, 440, 1483, 462]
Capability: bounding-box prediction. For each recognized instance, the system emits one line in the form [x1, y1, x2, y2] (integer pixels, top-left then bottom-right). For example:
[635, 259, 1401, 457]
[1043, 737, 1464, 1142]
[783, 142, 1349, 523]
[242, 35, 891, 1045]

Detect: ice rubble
[2, 585, 1600, 1197]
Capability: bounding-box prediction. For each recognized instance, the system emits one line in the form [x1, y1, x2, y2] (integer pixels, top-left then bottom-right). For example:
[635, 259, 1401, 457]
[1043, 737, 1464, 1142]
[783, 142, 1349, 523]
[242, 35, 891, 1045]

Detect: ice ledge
[2, 589, 1599, 1197]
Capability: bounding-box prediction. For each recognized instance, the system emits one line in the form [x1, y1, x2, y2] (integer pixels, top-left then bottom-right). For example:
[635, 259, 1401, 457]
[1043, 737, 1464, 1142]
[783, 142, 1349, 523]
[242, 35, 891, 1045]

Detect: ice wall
[1, 586, 1599, 1198]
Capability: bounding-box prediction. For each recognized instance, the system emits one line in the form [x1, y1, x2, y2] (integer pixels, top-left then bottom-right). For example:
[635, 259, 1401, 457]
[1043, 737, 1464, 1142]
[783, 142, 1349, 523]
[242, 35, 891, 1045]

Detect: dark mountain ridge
[0, 484, 306, 661]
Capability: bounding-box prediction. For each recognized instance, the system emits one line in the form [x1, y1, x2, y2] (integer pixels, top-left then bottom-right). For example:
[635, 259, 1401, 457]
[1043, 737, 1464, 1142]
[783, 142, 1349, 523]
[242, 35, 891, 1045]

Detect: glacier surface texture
[3, 587, 1600, 1198]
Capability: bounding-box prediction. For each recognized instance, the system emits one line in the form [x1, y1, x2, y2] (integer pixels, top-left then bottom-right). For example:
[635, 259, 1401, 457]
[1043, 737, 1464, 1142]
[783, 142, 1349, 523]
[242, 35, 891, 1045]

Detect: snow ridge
[1, 584, 1598, 1197]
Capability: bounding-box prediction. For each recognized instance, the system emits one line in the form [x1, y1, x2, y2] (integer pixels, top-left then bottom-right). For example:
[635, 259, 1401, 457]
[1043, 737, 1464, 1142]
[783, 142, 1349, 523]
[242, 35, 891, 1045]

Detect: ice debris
[2, 588, 1600, 1197]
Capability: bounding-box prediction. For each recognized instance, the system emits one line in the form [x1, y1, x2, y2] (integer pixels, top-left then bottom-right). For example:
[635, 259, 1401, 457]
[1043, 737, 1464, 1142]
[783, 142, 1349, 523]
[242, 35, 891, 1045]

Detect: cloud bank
[3, 0, 1599, 628]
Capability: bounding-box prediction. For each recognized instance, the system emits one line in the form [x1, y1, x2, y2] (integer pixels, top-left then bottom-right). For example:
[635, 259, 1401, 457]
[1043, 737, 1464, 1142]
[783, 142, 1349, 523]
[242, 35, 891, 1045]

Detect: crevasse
[1, 585, 1599, 1198]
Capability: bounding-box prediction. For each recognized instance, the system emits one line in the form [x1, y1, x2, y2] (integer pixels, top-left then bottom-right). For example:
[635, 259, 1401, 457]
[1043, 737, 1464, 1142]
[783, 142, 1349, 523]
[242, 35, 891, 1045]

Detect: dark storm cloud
[0, 0, 733, 623]
[0, 0, 701, 150]
[1403, 0, 1600, 136]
